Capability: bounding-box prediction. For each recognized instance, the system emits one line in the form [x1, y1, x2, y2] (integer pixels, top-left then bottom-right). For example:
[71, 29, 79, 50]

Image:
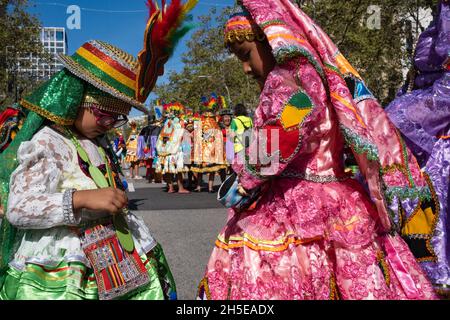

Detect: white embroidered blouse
[6, 126, 156, 270]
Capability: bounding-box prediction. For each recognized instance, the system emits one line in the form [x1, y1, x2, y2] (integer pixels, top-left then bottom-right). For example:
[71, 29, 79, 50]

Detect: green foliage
[155, 1, 438, 109]
[298, 0, 438, 105]
[0, 0, 52, 109]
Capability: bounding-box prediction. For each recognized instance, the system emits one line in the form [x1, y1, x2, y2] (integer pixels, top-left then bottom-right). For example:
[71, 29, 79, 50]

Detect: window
[43, 30, 54, 41]
[56, 31, 64, 41]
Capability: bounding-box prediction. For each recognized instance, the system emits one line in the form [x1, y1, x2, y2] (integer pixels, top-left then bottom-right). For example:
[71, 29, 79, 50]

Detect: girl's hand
[73, 188, 128, 215]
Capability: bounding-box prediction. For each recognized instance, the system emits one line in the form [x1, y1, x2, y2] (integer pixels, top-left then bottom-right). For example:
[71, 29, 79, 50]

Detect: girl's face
[230, 39, 276, 90]
[74, 107, 118, 139]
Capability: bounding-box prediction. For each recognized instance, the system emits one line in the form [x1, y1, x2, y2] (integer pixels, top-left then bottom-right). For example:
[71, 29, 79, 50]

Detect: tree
[0, 0, 51, 111]
[153, 7, 260, 112]
[298, 0, 438, 105]
[154, 1, 439, 109]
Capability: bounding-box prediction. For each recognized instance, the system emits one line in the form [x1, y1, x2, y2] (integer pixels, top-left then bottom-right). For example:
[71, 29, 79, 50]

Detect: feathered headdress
[164, 102, 185, 115]
[200, 93, 228, 114]
[136, 0, 198, 103]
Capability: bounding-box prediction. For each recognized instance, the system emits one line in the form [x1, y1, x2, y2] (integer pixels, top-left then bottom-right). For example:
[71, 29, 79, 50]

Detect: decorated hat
[224, 10, 266, 47]
[57, 0, 197, 114]
[216, 95, 232, 115]
[200, 94, 220, 114]
[164, 102, 185, 116]
[136, 0, 198, 102]
[56, 40, 147, 113]
[192, 112, 201, 122]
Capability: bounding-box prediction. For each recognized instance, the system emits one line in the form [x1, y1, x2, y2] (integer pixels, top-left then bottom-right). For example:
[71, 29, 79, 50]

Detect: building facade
[19, 27, 68, 81]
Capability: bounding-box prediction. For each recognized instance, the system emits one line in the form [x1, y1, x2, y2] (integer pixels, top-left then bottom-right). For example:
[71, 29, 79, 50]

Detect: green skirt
[0, 243, 176, 300]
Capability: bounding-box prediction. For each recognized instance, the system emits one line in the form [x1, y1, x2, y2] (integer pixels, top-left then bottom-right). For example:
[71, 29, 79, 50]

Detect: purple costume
[386, 0, 450, 295]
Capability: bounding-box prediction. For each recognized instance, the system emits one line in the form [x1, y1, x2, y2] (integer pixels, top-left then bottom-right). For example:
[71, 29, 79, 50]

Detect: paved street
[126, 173, 228, 300]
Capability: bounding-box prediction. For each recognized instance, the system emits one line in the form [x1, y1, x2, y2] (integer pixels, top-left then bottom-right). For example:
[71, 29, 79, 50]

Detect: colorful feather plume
[146, 0, 197, 57]
[136, 0, 198, 103]
[164, 101, 185, 115]
[200, 94, 221, 113]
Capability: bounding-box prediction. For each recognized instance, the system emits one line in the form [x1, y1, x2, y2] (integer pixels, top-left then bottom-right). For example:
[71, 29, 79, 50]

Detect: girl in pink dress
[197, 0, 438, 300]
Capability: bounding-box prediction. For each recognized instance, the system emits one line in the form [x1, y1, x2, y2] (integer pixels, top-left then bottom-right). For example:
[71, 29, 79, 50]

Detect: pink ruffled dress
[198, 0, 438, 300]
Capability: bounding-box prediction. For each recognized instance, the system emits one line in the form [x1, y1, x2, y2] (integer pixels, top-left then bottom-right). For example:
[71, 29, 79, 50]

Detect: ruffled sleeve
[233, 58, 321, 191]
[7, 127, 80, 229]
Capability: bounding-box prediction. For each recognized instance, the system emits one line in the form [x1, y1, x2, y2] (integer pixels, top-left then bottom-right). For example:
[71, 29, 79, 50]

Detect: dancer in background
[198, 0, 437, 300]
[385, 0, 450, 297]
[155, 102, 190, 193]
[125, 121, 142, 179]
[138, 115, 162, 183]
[219, 107, 234, 179]
[192, 95, 227, 193]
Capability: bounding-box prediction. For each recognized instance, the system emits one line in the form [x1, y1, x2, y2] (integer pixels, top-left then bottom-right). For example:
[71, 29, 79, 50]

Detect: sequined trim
[340, 125, 379, 161]
[20, 99, 74, 125]
[63, 188, 80, 226]
[329, 274, 340, 300]
[197, 277, 212, 300]
[224, 29, 266, 46]
[384, 186, 432, 202]
[81, 93, 131, 115]
[215, 233, 321, 252]
[280, 170, 351, 183]
[376, 250, 391, 287]
[259, 19, 286, 29]
[91, 40, 137, 71]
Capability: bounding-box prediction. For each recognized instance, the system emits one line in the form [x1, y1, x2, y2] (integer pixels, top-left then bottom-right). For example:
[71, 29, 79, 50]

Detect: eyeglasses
[90, 106, 128, 128]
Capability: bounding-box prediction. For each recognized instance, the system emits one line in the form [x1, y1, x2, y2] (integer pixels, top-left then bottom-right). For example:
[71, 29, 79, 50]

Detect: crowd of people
[0, 0, 448, 300]
[113, 98, 253, 194]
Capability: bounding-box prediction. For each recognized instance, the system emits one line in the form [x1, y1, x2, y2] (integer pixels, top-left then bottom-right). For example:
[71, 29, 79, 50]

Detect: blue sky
[27, 0, 235, 115]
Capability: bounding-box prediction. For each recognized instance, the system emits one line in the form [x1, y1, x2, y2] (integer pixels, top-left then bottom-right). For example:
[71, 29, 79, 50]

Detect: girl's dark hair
[234, 103, 248, 116]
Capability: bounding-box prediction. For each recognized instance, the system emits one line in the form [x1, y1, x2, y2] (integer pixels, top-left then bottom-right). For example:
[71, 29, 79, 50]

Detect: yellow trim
[329, 274, 340, 300]
[377, 250, 391, 287]
[330, 92, 366, 128]
[227, 20, 252, 27]
[215, 234, 321, 252]
[76, 47, 136, 90]
[335, 53, 362, 79]
[218, 230, 301, 245]
[267, 33, 307, 45]
[20, 99, 74, 125]
[197, 277, 212, 300]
